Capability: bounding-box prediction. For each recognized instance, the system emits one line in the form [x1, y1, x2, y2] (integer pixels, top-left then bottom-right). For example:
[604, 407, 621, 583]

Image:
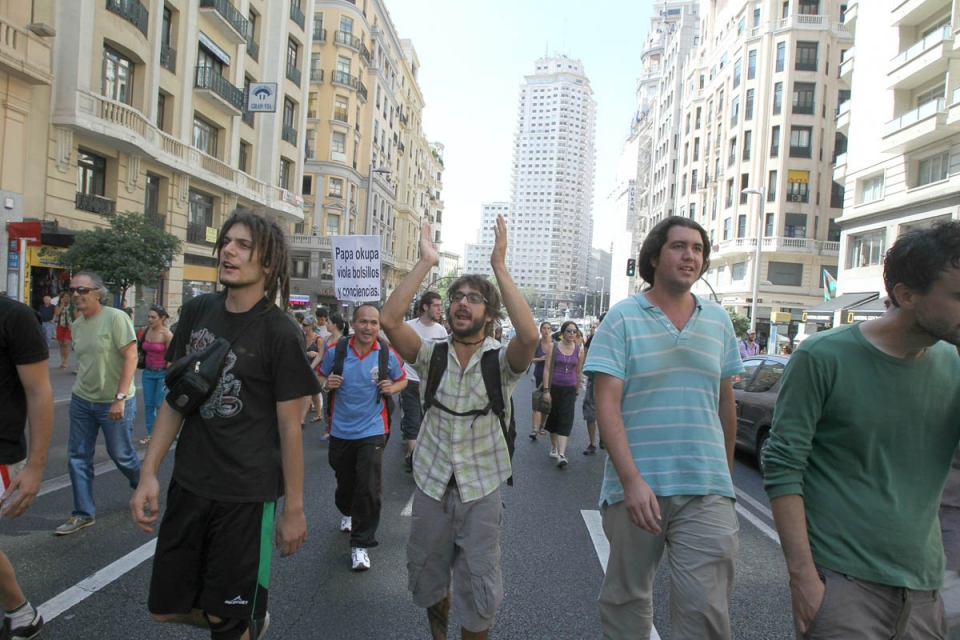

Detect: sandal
[310, 415, 324, 423]
[138, 437, 151, 445]
[528, 432, 537, 440]
[539, 428, 546, 435]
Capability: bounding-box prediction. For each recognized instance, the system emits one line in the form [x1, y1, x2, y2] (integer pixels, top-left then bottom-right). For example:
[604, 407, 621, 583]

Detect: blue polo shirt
[320, 336, 405, 440]
[583, 292, 743, 506]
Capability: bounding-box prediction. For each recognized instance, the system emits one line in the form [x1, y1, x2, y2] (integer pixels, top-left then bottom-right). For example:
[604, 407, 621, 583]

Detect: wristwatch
[115, 393, 127, 401]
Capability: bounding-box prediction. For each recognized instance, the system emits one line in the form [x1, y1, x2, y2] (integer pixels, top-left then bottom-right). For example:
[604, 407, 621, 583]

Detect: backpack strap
[422, 340, 450, 415]
[480, 349, 505, 426]
[327, 336, 350, 419]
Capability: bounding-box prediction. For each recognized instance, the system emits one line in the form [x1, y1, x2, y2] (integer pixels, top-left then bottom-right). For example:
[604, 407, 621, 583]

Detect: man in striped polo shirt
[584, 216, 743, 640]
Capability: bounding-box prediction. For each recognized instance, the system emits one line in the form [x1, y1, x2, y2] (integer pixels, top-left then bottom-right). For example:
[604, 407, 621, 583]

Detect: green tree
[520, 287, 542, 311]
[59, 211, 182, 303]
[725, 306, 751, 339]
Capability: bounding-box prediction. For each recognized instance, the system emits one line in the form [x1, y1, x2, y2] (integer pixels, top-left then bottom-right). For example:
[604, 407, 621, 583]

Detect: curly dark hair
[637, 216, 711, 287]
[215, 207, 290, 311]
[418, 291, 442, 316]
[445, 274, 504, 337]
[884, 220, 960, 307]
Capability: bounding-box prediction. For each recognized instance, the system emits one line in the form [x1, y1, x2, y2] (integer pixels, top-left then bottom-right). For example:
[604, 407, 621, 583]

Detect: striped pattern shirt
[583, 292, 743, 506]
[412, 336, 524, 502]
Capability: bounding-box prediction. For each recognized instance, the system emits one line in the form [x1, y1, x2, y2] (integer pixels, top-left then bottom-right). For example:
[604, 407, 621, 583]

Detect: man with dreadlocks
[131, 208, 320, 640]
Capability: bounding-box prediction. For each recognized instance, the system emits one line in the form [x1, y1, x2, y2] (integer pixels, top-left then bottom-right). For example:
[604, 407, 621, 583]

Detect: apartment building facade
[670, 0, 850, 344]
[296, 0, 444, 311]
[826, 0, 959, 326]
[0, 2, 54, 304]
[34, 0, 312, 319]
[464, 201, 508, 277]
[507, 55, 597, 310]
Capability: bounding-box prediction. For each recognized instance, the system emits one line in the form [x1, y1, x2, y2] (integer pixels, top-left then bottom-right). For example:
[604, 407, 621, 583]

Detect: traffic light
[626, 258, 636, 277]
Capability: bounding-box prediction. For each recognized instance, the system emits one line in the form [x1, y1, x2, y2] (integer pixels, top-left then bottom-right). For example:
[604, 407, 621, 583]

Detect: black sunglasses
[67, 287, 99, 295]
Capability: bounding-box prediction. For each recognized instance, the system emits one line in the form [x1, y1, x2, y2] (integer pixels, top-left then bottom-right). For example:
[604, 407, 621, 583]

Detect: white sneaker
[557, 454, 568, 468]
[549, 447, 559, 459]
[340, 516, 352, 532]
[351, 547, 370, 571]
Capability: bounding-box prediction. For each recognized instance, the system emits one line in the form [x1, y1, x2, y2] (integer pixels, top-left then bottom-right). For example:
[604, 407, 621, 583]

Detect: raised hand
[491, 215, 508, 269]
[419, 222, 440, 266]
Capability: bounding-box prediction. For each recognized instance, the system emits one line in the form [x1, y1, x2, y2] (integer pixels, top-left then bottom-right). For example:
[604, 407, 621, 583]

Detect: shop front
[841, 296, 888, 324]
[182, 264, 218, 303]
[26, 245, 69, 310]
[801, 292, 879, 329]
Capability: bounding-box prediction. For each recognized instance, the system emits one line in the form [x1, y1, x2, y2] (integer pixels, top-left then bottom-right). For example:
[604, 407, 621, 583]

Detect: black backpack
[422, 341, 517, 486]
[327, 336, 396, 424]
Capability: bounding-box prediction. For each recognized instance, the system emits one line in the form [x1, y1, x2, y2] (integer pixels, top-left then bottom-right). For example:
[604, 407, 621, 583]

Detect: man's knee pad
[204, 613, 250, 640]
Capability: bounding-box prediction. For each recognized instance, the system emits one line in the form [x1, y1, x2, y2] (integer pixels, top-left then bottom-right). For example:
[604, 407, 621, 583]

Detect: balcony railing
[246, 36, 259, 62]
[286, 64, 301, 86]
[241, 109, 254, 127]
[105, 0, 149, 36]
[195, 66, 244, 111]
[794, 60, 818, 71]
[198, 0, 248, 39]
[335, 30, 361, 51]
[310, 68, 323, 83]
[187, 222, 216, 246]
[399, 112, 408, 126]
[282, 124, 298, 146]
[333, 109, 348, 123]
[891, 24, 951, 68]
[789, 145, 813, 158]
[145, 212, 166, 229]
[159, 44, 176, 71]
[793, 102, 815, 114]
[885, 97, 945, 135]
[357, 81, 367, 102]
[313, 26, 327, 42]
[360, 42, 371, 64]
[332, 70, 359, 90]
[289, 1, 305, 29]
[75, 192, 116, 216]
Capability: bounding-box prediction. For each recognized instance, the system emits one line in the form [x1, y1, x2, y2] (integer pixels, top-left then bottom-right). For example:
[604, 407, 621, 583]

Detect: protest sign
[331, 235, 382, 302]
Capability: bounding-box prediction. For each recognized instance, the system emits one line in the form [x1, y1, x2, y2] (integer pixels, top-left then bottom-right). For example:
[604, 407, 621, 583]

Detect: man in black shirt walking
[131, 208, 320, 640]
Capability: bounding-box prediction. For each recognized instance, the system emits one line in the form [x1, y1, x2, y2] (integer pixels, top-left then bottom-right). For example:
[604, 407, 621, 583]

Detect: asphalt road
[8, 346, 797, 639]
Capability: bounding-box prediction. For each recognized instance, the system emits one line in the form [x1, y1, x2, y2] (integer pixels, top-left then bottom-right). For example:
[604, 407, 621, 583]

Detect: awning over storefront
[841, 296, 888, 324]
[801, 292, 878, 324]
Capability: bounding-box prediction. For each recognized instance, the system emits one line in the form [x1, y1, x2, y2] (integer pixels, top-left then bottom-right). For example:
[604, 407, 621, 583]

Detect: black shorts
[148, 480, 275, 621]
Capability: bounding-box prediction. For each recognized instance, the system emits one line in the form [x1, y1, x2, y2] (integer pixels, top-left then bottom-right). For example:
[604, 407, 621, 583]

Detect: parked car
[733, 355, 790, 475]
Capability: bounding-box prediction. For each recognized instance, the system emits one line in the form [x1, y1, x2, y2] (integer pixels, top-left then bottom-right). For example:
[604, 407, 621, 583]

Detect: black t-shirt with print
[0, 298, 49, 464]
[166, 293, 321, 502]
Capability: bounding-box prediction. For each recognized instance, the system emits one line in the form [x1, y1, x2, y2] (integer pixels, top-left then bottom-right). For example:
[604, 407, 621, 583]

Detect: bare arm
[595, 373, 662, 534]
[381, 223, 437, 364]
[541, 342, 553, 389]
[275, 398, 307, 557]
[2, 361, 54, 518]
[771, 494, 823, 633]
[109, 340, 138, 420]
[718, 377, 737, 473]
[130, 401, 183, 532]
[576, 345, 586, 393]
[492, 215, 538, 374]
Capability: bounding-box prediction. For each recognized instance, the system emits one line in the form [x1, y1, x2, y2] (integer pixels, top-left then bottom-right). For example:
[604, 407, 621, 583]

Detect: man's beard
[916, 310, 960, 346]
[449, 312, 486, 339]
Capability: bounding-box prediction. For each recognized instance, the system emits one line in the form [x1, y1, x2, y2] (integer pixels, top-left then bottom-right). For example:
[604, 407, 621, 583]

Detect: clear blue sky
[384, 0, 653, 261]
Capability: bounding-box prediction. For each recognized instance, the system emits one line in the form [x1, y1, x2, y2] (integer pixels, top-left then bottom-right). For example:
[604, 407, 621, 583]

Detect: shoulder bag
[531, 342, 559, 414]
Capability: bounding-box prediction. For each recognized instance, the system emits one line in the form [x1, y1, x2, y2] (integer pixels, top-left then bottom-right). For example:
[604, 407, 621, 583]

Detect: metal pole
[749, 190, 765, 333]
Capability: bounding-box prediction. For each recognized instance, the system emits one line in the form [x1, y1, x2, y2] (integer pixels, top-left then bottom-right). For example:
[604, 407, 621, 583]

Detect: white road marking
[401, 491, 415, 517]
[38, 538, 157, 622]
[581, 509, 662, 640]
[735, 486, 773, 520]
[735, 502, 781, 544]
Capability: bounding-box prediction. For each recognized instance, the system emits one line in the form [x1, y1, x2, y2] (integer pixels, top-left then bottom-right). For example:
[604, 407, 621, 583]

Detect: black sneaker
[583, 444, 597, 455]
[10, 608, 43, 640]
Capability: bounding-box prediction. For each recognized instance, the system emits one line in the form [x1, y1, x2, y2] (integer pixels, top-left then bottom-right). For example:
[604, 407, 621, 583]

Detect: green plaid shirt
[412, 336, 524, 502]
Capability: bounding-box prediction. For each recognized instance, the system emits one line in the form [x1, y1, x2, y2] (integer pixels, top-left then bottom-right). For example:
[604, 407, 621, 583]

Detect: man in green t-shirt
[765, 220, 960, 638]
[55, 271, 139, 536]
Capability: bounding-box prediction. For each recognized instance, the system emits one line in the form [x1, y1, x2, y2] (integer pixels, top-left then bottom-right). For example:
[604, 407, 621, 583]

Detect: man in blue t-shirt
[583, 216, 743, 640]
[320, 304, 406, 572]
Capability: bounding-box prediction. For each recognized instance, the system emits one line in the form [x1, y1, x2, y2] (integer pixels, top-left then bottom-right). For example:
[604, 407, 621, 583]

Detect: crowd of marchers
[1, 211, 959, 640]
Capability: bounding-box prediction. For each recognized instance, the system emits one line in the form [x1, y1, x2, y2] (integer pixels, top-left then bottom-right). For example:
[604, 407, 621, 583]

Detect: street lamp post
[741, 187, 765, 333]
[595, 276, 605, 317]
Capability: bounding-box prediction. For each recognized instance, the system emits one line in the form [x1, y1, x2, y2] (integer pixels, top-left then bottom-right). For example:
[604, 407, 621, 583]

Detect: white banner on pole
[331, 235, 382, 302]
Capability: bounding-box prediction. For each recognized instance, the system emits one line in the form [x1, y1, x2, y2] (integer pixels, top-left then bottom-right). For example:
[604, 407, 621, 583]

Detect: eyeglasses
[302, 323, 312, 328]
[449, 291, 486, 305]
[67, 287, 99, 295]
[563, 328, 577, 334]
